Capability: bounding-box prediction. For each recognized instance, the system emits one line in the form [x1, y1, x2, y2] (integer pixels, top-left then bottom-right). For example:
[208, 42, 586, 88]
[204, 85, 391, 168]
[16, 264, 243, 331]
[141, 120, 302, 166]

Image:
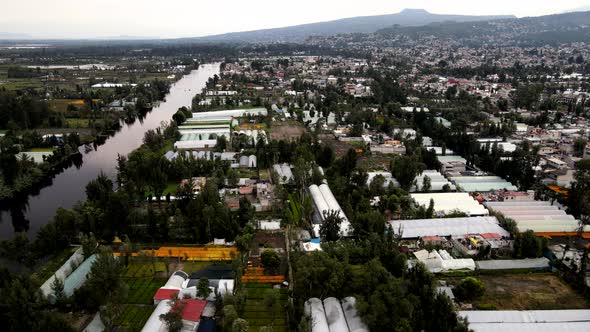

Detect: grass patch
[181, 261, 214, 274]
[113, 304, 155, 331]
[33, 247, 78, 282]
[65, 118, 90, 128]
[239, 169, 259, 178]
[28, 147, 56, 152]
[447, 273, 590, 310]
[120, 262, 167, 305]
[144, 182, 178, 197]
[242, 284, 288, 331]
[259, 169, 270, 181]
[125, 278, 167, 304]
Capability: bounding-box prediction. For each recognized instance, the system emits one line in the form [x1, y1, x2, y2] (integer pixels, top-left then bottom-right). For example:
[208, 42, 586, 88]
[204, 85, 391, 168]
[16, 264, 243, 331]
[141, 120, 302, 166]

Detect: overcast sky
[1, 0, 589, 39]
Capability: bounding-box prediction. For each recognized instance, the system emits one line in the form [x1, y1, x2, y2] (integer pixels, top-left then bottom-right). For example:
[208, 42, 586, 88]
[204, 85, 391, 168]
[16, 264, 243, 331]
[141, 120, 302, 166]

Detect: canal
[0, 63, 220, 240]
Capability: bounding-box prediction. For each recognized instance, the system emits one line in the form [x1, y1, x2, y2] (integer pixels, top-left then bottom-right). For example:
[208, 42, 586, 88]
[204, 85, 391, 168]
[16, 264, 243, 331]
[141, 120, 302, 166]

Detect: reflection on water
[0, 63, 220, 240]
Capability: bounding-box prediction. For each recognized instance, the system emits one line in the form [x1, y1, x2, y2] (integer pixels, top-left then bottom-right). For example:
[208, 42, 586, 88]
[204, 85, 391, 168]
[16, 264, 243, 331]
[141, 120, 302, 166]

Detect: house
[239, 186, 254, 195]
[153, 271, 189, 305]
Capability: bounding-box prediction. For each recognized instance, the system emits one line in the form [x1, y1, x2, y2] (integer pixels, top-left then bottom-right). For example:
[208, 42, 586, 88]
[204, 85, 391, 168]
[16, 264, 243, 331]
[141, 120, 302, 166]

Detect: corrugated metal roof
[389, 216, 509, 239]
[411, 193, 489, 216]
[476, 258, 550, 270]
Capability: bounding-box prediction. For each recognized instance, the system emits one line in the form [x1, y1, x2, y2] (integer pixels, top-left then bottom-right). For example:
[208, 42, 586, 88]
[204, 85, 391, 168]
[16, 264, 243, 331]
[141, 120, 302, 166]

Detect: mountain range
[376, 11, 590, 46]
[187, 9, 515, 43]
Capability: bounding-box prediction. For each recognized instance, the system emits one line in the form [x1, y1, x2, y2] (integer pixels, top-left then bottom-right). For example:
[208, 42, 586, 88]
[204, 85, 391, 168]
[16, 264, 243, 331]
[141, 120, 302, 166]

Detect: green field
[113, 304, 154, 331]
[113, 258, 217, 331]
[33, 247, 78, 282]
[144, 182, 178, 197]
[124, 262, 167, 278]
[65, 118, 90, 128]
[112, 261, 168, 331]
[29, 147, 56, 152]
[125, 278, 167, 304]
[242, 283, 288, 332]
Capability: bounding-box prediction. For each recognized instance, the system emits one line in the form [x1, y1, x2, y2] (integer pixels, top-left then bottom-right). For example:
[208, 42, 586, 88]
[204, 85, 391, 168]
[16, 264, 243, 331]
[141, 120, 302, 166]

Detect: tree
[79, 232, 97, 258]
[216, 135, 228, 152]
[100, 302, 119, 332]
[232, 318, 249, 332]
[261, 250, 281, 270]
[369, 175, 386, 196]
[316, 146, 334, 168]
[320, 210, 344, 242]
[227, 169, 239, 188]
[50, 275, 65, 304]
[160, 301, 184, 332]
[574, 139, 587, 157]
[391, 156, 424, 191]
[238, 197, 254, 227]
[422, 175, 432, 193]
[172, 110, 186, 126]
[569, 159, 590, 224]
[197, 278, 212, 298]
[86, 247, 128, 305]
[513, 230, 547, 258]
[454, 277, 485, 302]
[222, 305, 238, 332]
[143, 129, 165, 151]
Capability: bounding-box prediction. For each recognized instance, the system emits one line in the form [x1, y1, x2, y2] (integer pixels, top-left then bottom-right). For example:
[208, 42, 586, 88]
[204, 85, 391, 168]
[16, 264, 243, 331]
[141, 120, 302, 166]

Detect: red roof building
[173, 299, 207, 322]
[153, 288, 180, 302]
[480, 233, 503, 239]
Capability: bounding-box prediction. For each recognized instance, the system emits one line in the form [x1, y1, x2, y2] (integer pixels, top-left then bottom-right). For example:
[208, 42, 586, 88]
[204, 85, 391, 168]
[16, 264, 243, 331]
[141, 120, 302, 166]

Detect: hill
[376, 11, 590, 46]
[188, 9, 514, 43]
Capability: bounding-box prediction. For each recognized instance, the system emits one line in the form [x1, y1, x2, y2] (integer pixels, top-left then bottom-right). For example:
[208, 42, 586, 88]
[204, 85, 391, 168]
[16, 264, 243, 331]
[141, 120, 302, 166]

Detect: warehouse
[341, 297, 369, 332]
[475, 258, 550, 271]
[308, 184, 351, 237]
[273, 164, 294, 184]
[413, 170, 456, 192]
[459, 310, 590, 332]
[40, 247, 84, 299]
[305, 298, 330, 332]
[388, 216, 509, 239]
[411, 193, 489, 216]
[178, 128, 231, 140]
[142, 298, 207, 332]
[304, 297, 368, 332]
[413, 249, 476, 273]
[484, 201, 590, 235]
[450, 176, 518, 192]
[323, 297, 349, 332]
[235, 129, 267, 143]
[187, 108, 268, 123]
[478, 139, 518, 153]
[366, 171, 400, 188]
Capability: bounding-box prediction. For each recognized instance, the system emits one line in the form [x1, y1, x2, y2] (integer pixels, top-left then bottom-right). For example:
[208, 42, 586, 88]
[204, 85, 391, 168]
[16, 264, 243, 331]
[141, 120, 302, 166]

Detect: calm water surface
[0, 63, 220, 239]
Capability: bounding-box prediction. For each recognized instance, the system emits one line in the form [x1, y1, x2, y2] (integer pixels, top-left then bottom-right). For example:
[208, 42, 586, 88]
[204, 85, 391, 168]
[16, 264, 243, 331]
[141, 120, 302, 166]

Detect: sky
[0, 0, 589, 39]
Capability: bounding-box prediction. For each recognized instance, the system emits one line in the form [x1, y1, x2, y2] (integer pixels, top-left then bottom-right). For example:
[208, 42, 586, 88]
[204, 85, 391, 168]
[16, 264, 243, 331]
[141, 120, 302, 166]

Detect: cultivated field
[242, 283, 288, 332]
[270, 121, 305, 141]
[453, 273, 590, 310]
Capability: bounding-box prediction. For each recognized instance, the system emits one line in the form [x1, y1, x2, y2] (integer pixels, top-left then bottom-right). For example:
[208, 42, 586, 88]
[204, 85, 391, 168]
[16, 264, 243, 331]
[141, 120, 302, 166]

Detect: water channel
[0, 63, 220, 239]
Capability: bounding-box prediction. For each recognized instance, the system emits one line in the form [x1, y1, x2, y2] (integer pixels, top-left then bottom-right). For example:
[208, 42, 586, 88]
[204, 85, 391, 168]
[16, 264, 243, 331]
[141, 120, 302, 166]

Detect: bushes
[513, 230, 548, 258]
[260, 250, 280, 270]
[454, 277, 485, 302]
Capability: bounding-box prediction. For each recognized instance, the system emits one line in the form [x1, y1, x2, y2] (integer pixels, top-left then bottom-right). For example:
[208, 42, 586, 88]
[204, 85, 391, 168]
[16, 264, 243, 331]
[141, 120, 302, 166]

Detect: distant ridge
[0, 32, 32, 40]
[186, 9, 515, 43]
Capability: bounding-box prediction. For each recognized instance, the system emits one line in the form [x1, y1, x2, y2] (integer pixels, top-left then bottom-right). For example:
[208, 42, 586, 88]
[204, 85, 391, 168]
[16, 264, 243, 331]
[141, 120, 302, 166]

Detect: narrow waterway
[0, 63, 220, 240]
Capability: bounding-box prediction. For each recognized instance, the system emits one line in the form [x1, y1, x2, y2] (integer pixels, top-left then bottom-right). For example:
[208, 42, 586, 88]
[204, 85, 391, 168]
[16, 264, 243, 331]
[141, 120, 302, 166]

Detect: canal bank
[0, 63, 220, 240]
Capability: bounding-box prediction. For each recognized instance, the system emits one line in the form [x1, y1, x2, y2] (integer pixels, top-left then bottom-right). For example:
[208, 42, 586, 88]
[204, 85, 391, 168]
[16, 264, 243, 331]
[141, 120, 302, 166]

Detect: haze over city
[1, 1, 590, 332]
[1, 0, 590, 39]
